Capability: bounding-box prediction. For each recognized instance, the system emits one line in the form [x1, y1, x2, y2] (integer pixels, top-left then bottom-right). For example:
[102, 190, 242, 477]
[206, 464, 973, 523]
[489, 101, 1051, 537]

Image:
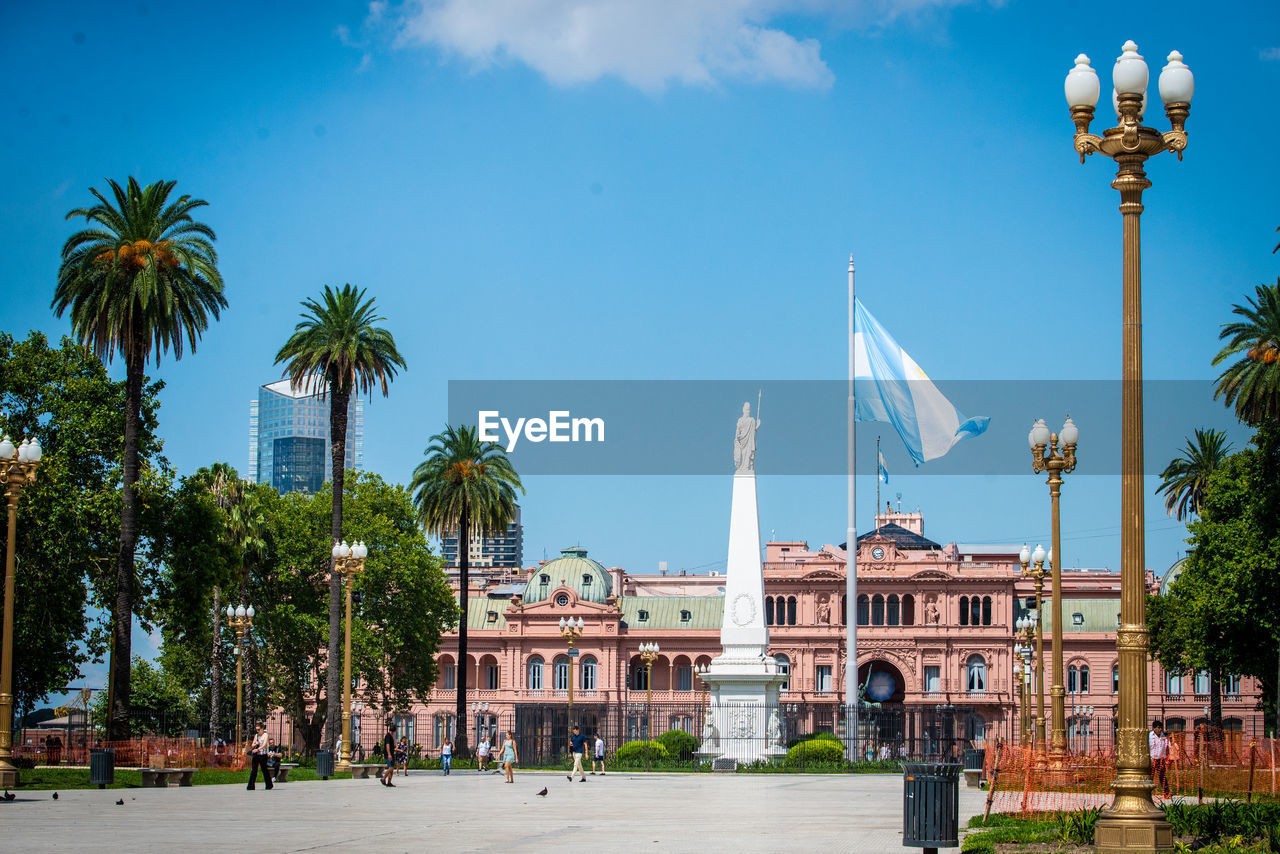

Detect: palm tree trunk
[454, 502, 470, 758]
[108, 347, 144, 741]
[1210, 668, 1223, 731]
[324, 382, 350, 751]
[210, 586, 222, 740]
[241, 584, 253, 736]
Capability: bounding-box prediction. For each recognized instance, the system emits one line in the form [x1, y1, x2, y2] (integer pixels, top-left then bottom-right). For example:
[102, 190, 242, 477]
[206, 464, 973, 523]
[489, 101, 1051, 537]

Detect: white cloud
[1261, 47, 1280, 62]
[394, 0, 842, 92]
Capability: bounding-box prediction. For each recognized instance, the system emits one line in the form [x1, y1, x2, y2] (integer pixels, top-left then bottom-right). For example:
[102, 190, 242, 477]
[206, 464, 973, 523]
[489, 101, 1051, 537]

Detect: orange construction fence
[15, 737, 247, 770]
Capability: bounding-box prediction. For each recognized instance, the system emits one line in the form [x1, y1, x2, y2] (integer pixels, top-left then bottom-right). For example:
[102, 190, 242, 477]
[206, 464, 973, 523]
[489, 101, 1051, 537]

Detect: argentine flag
[854, 298, 989, 465]
[878, 449, 889, 484]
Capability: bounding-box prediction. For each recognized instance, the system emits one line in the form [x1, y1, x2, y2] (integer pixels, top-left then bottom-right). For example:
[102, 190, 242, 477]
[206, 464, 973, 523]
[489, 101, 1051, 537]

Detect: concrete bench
[348, 764, 383, 779]
[273, 763, 299, 783]
[963, 769, 983, 788]
[140, 768, 196, 787]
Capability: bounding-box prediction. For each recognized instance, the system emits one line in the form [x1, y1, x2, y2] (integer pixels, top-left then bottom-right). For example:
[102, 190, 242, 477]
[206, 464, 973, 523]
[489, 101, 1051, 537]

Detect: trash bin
[902, 762, 961, 851]
[315, 749, 334, 780]
[962, 748, 985, 771]
[90, 748, 115, 789]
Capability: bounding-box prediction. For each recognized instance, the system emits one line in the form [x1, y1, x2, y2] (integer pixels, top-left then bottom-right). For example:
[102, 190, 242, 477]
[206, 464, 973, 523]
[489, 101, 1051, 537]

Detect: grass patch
[961, 815, 1063, 853]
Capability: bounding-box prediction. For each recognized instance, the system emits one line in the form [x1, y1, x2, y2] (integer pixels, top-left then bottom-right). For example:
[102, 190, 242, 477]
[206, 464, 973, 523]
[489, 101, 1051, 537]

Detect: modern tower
[247, 378, 364, 494]
[439, 505, 524, 568]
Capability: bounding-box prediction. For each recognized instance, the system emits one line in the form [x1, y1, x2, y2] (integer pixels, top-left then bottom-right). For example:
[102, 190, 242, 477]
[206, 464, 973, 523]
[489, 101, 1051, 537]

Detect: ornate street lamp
[0, 435, 42, 787]
[1018, 544, 1049, 751]
[638, 642, 660, 740]
[1065, 39, 1192, 853]
[559, 616, 585, 727]
[1029, 416, 1079, 761]
[226, 603, 255, 747]
[332, 539, 368, 771]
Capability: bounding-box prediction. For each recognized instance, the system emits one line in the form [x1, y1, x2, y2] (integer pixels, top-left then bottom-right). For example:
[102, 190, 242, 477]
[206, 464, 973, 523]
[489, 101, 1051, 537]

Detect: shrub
[1059, 807, 1102, 845]
[785, 738, 844, 767]
[613, 740, 669, 764]
[657, 730, 699, 761]
[786, 731, 841, 749]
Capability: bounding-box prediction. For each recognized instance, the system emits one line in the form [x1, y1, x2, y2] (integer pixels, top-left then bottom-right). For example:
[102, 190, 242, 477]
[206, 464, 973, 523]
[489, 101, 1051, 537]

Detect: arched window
[887, 594, 900, 626]
[580, 655, 597, 691]
[676, 661, 692, 691]
[871, 594, 885, 625]
[527, 655, 544, 690]
[775, 654, 790, 691]
[1068, 665, 1078, 693]
[966, 654, 987, 692]
[439, 656, 456, 690]
[765, 596, 774, 626]
[775, 597, 786, 626]
[981, 596, 992, 626]
[786, 596, 797, 626]
[970, 597, 982, 627]
[553, 655, 571, 691]
[902, 594, 915, 626]
[1079, 665, 1090, 693]
[841, 595, 847, 625]
[857, 594, 870, 626]
[632, 659, 649, 691]
[1112, 664, 1119, 694]
[959, 596, 969, 626]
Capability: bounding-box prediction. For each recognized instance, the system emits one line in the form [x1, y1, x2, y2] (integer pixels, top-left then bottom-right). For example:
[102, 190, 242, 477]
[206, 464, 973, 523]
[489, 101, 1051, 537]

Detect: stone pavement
[1, 770, 988, 853]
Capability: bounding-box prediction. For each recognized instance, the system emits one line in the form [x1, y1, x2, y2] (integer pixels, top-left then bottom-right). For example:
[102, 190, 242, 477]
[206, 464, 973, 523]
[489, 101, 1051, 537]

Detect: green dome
[523, 547, 612, 604]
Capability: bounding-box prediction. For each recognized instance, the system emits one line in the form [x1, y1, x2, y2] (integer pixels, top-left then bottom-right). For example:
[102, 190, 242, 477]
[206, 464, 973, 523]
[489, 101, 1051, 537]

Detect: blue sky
[3, 1, 1279, 696]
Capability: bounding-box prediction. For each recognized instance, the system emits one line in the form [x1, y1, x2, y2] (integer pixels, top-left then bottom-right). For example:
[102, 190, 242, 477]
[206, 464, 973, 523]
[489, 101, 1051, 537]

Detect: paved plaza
[2, 771, 987, 853]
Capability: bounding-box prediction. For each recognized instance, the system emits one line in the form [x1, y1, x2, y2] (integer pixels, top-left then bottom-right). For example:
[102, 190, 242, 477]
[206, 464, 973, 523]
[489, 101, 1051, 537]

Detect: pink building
[318, 510, 1264, 759]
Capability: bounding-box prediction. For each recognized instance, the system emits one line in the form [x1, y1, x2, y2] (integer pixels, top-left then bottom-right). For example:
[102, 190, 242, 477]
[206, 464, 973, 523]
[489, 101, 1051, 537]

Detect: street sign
[568, 649, 580, 657]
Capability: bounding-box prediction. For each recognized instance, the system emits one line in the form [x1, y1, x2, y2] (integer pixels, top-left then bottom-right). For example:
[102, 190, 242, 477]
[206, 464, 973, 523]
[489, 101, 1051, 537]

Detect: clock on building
[871, 546, 885, 560]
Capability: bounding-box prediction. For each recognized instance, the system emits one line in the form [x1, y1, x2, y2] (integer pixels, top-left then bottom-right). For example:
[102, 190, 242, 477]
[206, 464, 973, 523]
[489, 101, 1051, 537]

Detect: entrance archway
[858, 660, 906, 704]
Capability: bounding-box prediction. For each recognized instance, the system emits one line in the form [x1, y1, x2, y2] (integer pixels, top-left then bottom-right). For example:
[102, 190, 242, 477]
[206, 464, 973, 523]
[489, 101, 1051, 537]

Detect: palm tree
[1213, 280, 1280, 426]
[1157, 428, 1233, 521]
[53, 178, 225, 739]
[275, 284, 405, 751]
[410, 425, 523, 757]
[227, 491, 267, 733]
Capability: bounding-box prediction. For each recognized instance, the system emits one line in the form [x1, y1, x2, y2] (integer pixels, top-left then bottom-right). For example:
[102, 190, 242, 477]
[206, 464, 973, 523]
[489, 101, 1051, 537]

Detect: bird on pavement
[51, 792, 58, 800]
[3, 790, 15, 801]
[536, 787, 548, 797]
[115, 799, 124, 806]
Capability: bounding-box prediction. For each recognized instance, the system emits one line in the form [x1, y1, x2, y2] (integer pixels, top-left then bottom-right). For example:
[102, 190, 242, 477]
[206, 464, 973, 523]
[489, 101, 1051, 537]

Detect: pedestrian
[1150, 720, 1170, 798]
[396, 736, 409, 776]
[879, 743, 892, 761]
[267, 737, 283, 782]
[246, 723, 273, 790]
[567, 725, 588, 782]
[380, 726, 397, 787]
[477, 734, 490, 773]
[500, 731, 518, 784]
[592, 732, 605, 775]
[440, 737, 453, 775]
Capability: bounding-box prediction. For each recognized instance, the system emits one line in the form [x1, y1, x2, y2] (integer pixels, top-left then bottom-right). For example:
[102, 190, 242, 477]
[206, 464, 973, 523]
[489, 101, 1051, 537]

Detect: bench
[348, 764, 383, 779]
[963, 768, 983, 788]
[273, 763, 299, 783]
[139, 768, 196, 787]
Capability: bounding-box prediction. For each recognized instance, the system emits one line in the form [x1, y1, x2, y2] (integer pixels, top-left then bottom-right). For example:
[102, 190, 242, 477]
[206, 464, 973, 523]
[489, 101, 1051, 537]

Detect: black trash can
[902, 762, 961, 851]
[962, 748, 985, 771]
[89, 748, 115, 789]
[315, 749, 334, 780]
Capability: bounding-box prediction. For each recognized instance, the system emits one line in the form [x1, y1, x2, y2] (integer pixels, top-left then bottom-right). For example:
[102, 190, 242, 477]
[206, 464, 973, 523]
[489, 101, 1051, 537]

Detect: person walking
[1149, 720, 1170, 798]
[246, 723, 273, 790]
[500, 731, 518, 783]
[440, 737, 453, 775]
[380, 726, 397, 787]
[567, 725, 588, 782]
[477, 734, 491, 773]
[395, 736, 409, 777]
[591, 732, 605, 775]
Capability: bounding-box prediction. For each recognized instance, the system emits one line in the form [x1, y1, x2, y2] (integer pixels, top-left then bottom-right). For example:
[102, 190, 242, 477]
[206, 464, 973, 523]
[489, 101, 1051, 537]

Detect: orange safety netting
[982, 728, 1280, 820]
[15, 737, 246, 770]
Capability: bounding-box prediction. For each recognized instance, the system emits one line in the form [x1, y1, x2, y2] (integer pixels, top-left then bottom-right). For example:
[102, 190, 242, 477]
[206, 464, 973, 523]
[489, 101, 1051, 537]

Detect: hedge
[784, 738, 845, 766]
[657, 730, 700, 761]
[613, 740, 670, 764]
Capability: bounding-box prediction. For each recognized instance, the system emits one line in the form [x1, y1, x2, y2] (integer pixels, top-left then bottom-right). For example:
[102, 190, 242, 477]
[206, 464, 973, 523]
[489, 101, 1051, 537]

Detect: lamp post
[0, 435, 42, 787]
[559, 616, 584, 728]
[1017, 544, 1049, 751]
[331, 539, 368, 771]
[1013, 652, 1029, 745]
[694, 663, 711, 734]
[226, 603, 255, 748]
[1029, 416, 1080, 761]
[1066, 39, 1192, 853]
[1020, 644, 1035, 747]
[353, 700, 363, 759]
[471, 701, 490, 747]
[638, 642, 660, 740]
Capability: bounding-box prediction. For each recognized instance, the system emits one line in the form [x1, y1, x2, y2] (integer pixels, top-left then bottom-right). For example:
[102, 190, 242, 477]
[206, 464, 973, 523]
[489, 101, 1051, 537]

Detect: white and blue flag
[854, 298, 989, 465]
[877, 449, 889, 484]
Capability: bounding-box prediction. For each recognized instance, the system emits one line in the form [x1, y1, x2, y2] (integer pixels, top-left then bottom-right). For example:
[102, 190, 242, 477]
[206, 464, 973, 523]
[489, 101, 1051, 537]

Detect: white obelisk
[699, 400, 786, 764]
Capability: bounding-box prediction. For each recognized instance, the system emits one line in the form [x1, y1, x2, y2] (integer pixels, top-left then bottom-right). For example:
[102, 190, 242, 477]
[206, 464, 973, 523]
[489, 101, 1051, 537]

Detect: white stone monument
[698, 401, 787, 765]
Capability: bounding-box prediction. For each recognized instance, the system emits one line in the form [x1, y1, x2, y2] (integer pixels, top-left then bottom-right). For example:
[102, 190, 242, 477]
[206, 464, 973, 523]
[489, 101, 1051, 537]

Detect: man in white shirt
[592, 734, 605, 775]
[477, 735, 491, 772]
[1148, 720, 1170, 798]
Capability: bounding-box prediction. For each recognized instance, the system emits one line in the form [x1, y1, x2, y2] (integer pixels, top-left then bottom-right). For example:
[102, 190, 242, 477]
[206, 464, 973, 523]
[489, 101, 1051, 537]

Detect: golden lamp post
[558, 616, 585, 727]
[1064, 39, 1193, 853]
[1017, 546, 1049, 750]
[694, 663, 711, 735]
[0, 435, 42, 787]
[1029, 415, 1080, 761]
[332, 539, 368, 772]
[225, 603, 255, 748]
[638, 642, 660, 740]
[1016, 642, 1036, 746]
[1012, 649, 1029, 745]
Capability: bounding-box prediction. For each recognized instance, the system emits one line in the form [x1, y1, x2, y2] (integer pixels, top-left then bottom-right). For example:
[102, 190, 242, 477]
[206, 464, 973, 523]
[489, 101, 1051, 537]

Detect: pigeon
[3, 790, 15, 801]
[536, 787, 548, 797]
[115, 799, 124, 806]
[51, 792, 58, 800]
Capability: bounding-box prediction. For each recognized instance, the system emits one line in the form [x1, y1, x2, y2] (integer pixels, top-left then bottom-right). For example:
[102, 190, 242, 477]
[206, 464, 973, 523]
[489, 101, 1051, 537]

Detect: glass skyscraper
[440, 505, 524, 568]
[248, 377, 363, 493]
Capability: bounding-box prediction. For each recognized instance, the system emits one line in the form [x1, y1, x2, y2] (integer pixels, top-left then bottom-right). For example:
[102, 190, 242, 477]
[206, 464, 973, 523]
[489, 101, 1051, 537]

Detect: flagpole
[846, 255, 859, 759]
[876, 436, 881, 532]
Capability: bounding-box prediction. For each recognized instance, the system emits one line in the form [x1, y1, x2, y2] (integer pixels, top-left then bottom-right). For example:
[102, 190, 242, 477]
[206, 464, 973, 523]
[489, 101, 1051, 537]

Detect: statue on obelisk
[733, 393, 761, 473]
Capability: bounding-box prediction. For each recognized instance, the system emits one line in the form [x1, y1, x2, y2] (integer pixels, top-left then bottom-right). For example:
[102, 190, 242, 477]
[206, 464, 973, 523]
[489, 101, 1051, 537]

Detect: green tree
[274, 284, 405, 750]
[0, 331, 167, 719]
[1213, 280, 1280, 427]
[90, 656, 196, 737]
[53, 177, 226, 739]
[1157, 428, 1232, 521]
[410, 425, 522, 756]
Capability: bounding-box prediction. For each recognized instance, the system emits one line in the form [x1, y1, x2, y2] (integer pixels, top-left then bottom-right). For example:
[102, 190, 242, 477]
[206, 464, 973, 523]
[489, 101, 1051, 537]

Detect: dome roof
[523, 547, 612, 604]
[1158, 557, 1188, 596]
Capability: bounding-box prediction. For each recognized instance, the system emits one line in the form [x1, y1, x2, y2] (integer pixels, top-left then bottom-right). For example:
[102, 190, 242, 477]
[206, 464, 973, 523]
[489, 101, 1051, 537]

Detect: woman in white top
[246, 723, 273, 790]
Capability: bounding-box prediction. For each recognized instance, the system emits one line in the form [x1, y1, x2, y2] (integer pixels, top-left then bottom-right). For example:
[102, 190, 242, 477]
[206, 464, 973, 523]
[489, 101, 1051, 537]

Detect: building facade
[300, 511, 1264, 757]
[440, 505, 524, 569]
[247, 378, 363, 494]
